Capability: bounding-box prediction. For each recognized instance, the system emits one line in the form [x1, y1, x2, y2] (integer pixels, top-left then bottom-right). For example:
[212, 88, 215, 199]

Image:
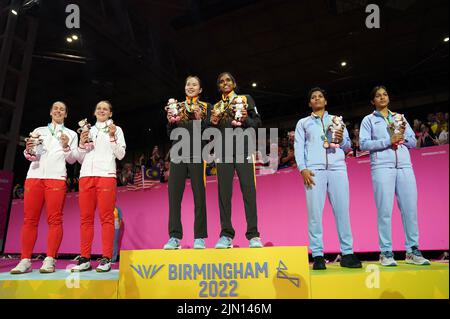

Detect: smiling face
[218, 73, 236, 96]
[94, 101, 112, 122]
[308, 91, 327, 111]
[185, 77, 202, 99]
[372, 88, 390, 109]
[50, 102, 67, 124]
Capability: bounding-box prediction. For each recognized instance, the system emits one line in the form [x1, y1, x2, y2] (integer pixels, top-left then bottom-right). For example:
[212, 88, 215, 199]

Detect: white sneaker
[96, 257, 112, 273]
[10, 258, 32, 274]
[163, 238, 181, 250]
[380, 252, 398, 267]
[406, 248, 431, 265]
[39, 257, 56, 273]
[71, 257, 92, 272]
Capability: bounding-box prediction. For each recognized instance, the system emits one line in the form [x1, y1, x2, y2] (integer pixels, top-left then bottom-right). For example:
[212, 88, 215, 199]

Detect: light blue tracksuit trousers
[305, 169, 354, 257]
[371, 167, 419, 253]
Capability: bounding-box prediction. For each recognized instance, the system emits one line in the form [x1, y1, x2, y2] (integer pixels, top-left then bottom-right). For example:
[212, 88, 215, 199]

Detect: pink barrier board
[4, 145, 449, 254]
[0, 171, 13, 250]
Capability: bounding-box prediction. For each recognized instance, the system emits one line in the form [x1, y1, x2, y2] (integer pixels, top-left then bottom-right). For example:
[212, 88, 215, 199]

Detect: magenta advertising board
[0, 170, 13, 252]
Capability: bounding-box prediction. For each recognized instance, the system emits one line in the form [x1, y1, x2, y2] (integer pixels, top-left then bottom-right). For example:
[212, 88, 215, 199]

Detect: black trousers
[168, 162, 207, 239]
[216, 162, 260, 240]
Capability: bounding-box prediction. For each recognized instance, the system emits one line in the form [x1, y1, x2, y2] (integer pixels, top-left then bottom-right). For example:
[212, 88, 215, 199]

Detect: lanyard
[220, 92, 237, 112]
[382, 114, 393, 127]
[312, 113, 330, 142]
[185, 100, 192, 113]
[95, 123, 109, 134]
[93, 124, 109, 141]
[47, 123, 65, 136]
[377, 110, 393, 127]
[184, 98, 198, 113]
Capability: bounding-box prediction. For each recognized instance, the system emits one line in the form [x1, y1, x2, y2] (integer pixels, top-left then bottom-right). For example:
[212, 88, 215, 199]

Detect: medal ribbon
[312, 113, 330, 143]
[220, 91, 237, 112]
[48, 123, 65, 137]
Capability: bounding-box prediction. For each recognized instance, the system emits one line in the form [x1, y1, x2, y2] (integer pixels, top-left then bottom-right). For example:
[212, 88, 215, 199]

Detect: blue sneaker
[163, 238, 181, 250]
[249, 237, 263, 248]
[194, 238, 206, 249]
[215, 236, 233, 249]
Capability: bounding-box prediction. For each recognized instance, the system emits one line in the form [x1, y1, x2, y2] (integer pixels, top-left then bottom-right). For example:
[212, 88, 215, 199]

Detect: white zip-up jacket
[25, 123, 78, 180]
[77, 122, 126, 178]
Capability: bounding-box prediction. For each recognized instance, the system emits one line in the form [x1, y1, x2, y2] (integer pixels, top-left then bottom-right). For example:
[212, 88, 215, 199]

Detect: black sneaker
[313, 256, 327, 270]
[340, 254, 362, 268]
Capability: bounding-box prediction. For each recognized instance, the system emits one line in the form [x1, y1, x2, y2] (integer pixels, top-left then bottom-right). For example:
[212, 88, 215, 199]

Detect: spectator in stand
[116, 168, 123, 186]
[254, 151, 265, 171]
[434, 112, 448, 137]
[160, 160, 170, 183]
[164, 149, 171, 162]
[283, 146, 296, 167]
[287, 131, 295, 147]
[413, 119, 422, 139]
[13, 183, 24, 199]
[286, 131, 297, 168]
[134, 154, 145, 173]
[417, 123, 439, 148]
[278, 137, 292, 169]
[281, 136, 289, 149]
[351, 127, 360, 156]
[426, 113, 436, 127]
[438, 122, 449, 145]
[147, 146, 161, 168]
[120, 163, 134, 185]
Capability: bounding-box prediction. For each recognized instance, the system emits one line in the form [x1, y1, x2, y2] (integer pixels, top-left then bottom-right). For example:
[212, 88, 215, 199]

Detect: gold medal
[323, 141, 330, 149]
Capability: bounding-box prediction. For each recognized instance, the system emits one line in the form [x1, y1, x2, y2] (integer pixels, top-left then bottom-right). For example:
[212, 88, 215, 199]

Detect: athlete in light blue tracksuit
[294, 87, 361, 270]
[359, 85, 430, 266]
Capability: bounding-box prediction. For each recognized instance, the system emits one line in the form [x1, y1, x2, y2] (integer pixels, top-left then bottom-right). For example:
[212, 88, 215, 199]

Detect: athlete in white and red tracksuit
[10, 102, 78, 275]
[71, 101, 126, 273]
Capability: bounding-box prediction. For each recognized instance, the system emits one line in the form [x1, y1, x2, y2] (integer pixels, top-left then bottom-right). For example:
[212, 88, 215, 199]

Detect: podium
[0, 247, 448, 299]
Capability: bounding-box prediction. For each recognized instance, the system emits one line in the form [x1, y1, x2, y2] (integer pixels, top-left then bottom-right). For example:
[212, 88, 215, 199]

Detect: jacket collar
[311, 110, 329, 119]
